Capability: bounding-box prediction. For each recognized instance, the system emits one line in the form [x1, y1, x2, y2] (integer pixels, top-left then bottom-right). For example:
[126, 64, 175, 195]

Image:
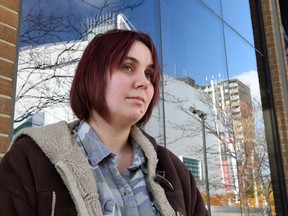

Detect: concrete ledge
[211, 206, 266, 216]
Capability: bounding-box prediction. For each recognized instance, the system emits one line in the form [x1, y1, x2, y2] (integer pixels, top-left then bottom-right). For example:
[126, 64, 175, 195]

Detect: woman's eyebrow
[125, 56, 154, 68]
[125, 56, 139, 63]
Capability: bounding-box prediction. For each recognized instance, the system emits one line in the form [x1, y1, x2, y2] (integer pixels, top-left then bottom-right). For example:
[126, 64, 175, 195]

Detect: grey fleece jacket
[10, 121, 176, 216]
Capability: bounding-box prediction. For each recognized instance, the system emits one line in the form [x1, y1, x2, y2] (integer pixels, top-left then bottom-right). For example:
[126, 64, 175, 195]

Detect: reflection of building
[200, 79, 252, 116]
[199, 79, 257, 195]
[201, 79, 254, 140]
[146, 74, 224, 194]
[86, 13, 135, 41]
[13, 112, 44, 134]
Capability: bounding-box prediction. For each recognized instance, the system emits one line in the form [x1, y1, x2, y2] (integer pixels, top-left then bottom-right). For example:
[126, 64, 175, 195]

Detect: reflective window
[182, 156, 202, 181]
[16, 0, 272, 214]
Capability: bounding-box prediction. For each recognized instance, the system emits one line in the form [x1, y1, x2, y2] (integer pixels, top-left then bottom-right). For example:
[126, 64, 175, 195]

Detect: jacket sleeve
[0, 135, 78, 216]
[156, 146, 208, 216]
[187, 170, 209, 216]
[0, 136, 38, 215]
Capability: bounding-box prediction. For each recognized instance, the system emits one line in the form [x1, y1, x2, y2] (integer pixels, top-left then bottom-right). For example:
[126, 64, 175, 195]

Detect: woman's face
[105, 41, 155, 127]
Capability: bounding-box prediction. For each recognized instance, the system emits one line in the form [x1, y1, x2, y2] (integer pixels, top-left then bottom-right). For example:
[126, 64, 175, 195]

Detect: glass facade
[16, 0, 288, 214]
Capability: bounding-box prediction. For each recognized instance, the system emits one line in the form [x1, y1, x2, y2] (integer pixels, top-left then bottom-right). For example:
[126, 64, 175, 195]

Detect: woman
[0, 29, 208, 216]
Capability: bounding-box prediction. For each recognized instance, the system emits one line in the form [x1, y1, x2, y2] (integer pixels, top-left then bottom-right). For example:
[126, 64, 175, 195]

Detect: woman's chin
[127, 111, 144, 124]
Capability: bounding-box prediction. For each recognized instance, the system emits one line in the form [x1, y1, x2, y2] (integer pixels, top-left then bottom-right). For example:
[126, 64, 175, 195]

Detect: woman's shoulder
[12, 120, 70, 140]
[134, 127, 185, 164]
[1, 135, 48, 173]
[156, 145, 188, 168]
[9, 121, 79, 163]
[9, 134, 39, 155]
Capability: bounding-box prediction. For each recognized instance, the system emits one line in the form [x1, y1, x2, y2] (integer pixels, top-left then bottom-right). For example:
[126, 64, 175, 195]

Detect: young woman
[0, 30, 208, 216]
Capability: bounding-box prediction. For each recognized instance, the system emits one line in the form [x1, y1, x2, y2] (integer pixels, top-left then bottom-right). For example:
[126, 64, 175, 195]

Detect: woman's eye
[145, 71, 153, 81]
[122, 65, 133, 72]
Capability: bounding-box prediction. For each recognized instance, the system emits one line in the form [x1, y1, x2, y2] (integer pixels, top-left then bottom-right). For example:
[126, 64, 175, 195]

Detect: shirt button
[124, 187, 130, 196]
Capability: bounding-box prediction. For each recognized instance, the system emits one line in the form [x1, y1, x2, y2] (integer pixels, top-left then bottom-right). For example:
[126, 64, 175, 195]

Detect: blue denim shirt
[73, 121, 159, 216]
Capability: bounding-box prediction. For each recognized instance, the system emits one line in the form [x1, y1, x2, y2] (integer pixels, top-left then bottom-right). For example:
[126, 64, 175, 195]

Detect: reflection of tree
[20, 0, 144, 46]
[158, 76, 225, 194]
[160, 75, 272, 213]
[197, 85, 272, 215]
[15, 0, 143, 123]
[15, 42, 84, 123]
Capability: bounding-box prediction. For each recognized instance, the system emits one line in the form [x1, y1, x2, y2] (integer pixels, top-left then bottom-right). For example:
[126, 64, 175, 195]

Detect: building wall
[0, 0, 21, 159]
[261, 0, 288, 210]
[267, 0, 288, 193]
[1, 0, 288, 212]
[250, 0, 288, 214]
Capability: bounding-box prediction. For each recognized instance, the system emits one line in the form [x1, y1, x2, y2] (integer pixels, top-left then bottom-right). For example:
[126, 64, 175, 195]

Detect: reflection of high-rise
[199, 79, 257, 193]
[86, 13, 136, 41]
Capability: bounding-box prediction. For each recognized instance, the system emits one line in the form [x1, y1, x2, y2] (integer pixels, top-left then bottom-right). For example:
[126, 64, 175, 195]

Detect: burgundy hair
[70, 29, 161, 127]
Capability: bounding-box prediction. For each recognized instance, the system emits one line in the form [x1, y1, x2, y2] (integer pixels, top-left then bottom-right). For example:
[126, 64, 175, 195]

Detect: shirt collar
[75, 121, 147, 172]
[129, 138, 148, 174]
[75, 120, 112, 166]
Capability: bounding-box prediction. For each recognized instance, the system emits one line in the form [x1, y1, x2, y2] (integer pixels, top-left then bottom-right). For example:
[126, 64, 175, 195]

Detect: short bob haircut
[70, 29, 161, 127]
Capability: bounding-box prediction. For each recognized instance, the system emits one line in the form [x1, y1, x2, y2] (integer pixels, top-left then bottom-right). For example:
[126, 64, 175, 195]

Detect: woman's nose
[134, 72, 149, 89]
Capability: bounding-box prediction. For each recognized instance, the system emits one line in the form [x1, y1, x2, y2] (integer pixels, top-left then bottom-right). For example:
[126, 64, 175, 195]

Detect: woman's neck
[88, 112, 134, 174]
[88, 113, 131, 154]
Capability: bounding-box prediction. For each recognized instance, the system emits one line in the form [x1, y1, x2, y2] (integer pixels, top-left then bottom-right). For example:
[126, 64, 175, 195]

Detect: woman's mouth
[128, 96, 145, 103]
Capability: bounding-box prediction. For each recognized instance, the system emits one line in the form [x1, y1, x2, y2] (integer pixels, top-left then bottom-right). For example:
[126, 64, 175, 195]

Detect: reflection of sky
[20, 0, 145, 45]
[21, 0, 94, 45]
[21, 0, 257, 86]
[161, 0, 227, 83]
[158, 0, 257, 86]
[21, 0, 129, 18]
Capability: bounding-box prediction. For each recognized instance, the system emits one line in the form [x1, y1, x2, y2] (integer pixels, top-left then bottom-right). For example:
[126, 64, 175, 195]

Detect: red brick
[0, 42, 17, 62]
[0, 135, 9, 153]
[0, 0, 20, 11]
[0, 59, 15, 79]
[0, 7, 19, 28]
[0, 115, 11, 134]
[0, 97, 12, 115]
[0, 78, 13, 96]
[0, 23, 17, 44]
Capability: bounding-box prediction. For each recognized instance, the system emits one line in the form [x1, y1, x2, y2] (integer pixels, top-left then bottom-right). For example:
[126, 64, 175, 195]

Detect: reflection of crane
[86, 13, 136, 41]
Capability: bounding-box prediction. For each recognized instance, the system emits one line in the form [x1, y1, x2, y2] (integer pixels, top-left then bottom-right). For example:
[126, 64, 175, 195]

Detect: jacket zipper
[51, 191, 56, 216]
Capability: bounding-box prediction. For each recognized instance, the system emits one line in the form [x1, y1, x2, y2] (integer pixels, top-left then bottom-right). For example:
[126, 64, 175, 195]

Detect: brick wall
[250, 0, 288, 215]
[262, 0, 288, 200]
[0, 0, 21, 159]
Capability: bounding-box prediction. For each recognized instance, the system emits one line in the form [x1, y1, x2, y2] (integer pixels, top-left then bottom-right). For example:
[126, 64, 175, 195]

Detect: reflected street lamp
[189, 107, 211, 216]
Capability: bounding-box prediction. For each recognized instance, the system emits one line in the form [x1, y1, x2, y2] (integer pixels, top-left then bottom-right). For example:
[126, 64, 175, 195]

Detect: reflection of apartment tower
[200, 79, 252, 114]
[200, 79, 256, 193]
[200, 79, 254, 142]
[86, 13, 136, 41]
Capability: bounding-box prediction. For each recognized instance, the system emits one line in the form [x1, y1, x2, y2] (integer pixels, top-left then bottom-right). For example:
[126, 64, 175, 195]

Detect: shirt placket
[109, 156, 139, 215]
